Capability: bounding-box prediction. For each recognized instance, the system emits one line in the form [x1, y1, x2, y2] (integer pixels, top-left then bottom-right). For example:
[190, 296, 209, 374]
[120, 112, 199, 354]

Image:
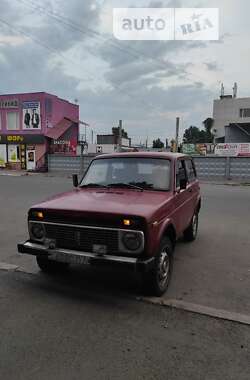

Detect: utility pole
[91, 129, 94, 144]
[175, 117, 180, 153]
[118, 120, 122, 152]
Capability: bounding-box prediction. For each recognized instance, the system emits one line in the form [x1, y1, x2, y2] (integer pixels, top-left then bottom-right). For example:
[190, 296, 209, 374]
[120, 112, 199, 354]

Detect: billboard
[214, 143, 250, 157]
[22, 101, 41, 130]
[182, 143, 215, 155]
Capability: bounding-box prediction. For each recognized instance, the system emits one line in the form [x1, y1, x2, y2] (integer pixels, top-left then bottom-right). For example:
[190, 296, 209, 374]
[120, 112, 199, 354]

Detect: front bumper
[17, 241, 155, 273]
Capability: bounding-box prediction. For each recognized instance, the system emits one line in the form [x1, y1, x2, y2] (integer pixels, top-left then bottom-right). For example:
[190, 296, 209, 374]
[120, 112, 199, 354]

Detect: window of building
[0, 145, 7, 167]
[239, 108, 250, 118]
[7, 112, 19, 130]
[8, 145, 21, 162]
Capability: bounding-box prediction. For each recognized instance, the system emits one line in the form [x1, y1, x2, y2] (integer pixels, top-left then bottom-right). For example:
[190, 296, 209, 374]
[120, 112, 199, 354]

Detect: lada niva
[18, 152, 201, 296]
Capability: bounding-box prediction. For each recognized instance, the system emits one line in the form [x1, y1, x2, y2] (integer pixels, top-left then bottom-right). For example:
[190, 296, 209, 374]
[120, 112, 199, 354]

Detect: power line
[0, 16, 163, 115]
[15, 0, 207, 85]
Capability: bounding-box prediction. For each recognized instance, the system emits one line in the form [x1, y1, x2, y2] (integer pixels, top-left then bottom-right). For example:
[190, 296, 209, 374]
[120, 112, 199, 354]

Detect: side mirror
[72, 174, 79, 188]
[180, 178, 187, 190]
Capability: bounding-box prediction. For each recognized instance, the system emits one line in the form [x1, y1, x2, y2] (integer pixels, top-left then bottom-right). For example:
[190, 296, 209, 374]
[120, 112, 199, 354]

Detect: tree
[152, 138, 164, 149]
[183, 126, 201, 143]
[183, 120, 214, 144]
[202, 118, 214, 143]
[112, 127, 128, 139]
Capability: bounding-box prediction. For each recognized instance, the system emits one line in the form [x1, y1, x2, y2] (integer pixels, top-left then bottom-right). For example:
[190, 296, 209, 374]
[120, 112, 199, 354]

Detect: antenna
[233, 82, 238, 98]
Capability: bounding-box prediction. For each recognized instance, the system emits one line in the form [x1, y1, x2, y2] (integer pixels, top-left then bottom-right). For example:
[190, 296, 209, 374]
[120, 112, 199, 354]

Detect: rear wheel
[143, 237, 173, 297]
[183, 213, 199, 242]
[36, 255, 69, 274]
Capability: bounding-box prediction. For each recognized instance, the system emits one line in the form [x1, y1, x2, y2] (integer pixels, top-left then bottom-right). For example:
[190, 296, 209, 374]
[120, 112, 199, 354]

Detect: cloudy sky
[0, 0, 249, 144]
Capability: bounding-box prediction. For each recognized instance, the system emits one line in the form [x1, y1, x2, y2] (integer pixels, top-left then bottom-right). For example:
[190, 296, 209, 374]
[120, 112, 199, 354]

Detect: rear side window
[185, 159, 196, 182]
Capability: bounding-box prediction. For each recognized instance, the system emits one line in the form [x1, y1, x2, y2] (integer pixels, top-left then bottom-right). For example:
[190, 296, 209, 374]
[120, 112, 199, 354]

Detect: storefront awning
[45, 118, 74, 140]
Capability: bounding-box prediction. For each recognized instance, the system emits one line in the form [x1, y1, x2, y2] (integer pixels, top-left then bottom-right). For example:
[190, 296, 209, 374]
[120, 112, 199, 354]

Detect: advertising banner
[22, 101, 41, 130]
[182, 143, 215, 155]
[238, 143, 250, 157]
[182, 144, 196, 155]
[214, 143, 250, 157]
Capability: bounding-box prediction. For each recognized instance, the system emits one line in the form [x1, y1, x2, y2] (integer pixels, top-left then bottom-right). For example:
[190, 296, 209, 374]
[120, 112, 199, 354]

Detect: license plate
[93, 244, 107, 255]
[49, 252, 90, 266]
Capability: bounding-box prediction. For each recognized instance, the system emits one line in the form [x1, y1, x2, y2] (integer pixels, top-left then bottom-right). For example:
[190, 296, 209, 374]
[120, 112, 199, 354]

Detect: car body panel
[20, 152, 201, 264]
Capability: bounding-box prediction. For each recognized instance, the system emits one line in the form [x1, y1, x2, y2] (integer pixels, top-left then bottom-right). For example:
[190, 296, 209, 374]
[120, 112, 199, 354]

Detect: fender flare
[157, 218, 177, 248]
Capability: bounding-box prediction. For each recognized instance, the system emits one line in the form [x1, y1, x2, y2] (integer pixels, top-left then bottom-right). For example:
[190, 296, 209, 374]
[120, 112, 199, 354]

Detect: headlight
[121, 231, 143, 252]
[29, 223, 45, 241]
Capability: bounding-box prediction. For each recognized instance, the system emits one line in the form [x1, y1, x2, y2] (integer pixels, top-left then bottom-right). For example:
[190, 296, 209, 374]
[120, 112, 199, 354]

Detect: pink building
[0, 92, 79, 171]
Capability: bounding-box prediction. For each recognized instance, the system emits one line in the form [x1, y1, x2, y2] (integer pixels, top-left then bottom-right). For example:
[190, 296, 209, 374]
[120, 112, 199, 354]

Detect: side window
[185, 159, 196, 182]
[176, 160, 187, 189]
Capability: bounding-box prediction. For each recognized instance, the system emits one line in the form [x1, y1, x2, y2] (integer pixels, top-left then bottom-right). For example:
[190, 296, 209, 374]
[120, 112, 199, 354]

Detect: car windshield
[80, 157, 171, 191]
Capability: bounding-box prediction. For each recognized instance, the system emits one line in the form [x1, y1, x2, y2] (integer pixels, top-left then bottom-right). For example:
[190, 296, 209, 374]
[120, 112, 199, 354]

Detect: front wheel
[36, 255, 69, 274]
[183, 213, 199, 242]
[142, 237, 173, 297]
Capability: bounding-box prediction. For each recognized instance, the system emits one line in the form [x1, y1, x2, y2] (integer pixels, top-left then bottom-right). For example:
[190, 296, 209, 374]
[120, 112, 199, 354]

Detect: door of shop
[26, 148, 36, 171]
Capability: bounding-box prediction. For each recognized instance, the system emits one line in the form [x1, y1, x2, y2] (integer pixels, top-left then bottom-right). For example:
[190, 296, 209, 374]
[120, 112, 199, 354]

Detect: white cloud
[0, 0, 249, 143]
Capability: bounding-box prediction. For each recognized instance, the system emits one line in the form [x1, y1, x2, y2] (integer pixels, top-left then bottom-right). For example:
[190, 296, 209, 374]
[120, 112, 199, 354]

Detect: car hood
[31, 188, 172, 222]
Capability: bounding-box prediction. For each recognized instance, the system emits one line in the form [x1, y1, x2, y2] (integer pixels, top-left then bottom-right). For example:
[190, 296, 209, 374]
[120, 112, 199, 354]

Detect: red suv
[18, 152, 201, 296]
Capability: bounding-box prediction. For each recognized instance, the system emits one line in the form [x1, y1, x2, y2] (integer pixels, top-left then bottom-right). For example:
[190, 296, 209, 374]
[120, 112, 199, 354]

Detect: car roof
[94, 152, 188, 161]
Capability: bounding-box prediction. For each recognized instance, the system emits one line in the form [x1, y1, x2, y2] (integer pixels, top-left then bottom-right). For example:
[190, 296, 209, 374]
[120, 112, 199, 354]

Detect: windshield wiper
[80, 183, 110, 189]
[107, 182, 144, 191]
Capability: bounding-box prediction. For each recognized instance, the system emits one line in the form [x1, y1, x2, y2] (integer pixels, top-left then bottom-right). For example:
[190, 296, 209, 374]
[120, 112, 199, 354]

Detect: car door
[174, 158, 192, 234]
[184, 158, 199, 218]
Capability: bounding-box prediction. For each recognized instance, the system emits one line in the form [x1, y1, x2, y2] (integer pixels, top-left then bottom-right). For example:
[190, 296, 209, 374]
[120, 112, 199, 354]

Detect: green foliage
[112, 127, 128, 139]
[183, 119, 214, 143]
[152, 138, 164, 149]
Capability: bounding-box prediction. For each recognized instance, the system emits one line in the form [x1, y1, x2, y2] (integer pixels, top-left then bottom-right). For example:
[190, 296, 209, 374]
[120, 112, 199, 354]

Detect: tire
[183, 212, 199, 242]
[36, 255, 69, 274]
[142, 237, 173, 297]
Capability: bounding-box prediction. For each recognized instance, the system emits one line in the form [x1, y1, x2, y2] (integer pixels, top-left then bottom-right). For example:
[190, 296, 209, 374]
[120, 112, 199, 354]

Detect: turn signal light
[37, 212, 44, 219]
[123, 219, 131, 226]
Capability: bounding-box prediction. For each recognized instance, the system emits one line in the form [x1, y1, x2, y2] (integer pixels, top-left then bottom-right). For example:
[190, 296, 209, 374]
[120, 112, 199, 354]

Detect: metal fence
[48, 154, 95, 174]
[193, 156, 250, 181]
[48, 154, 250, 182]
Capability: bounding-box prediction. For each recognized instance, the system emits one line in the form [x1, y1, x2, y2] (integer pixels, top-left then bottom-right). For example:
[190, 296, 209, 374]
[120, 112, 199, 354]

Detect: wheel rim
[157, 249, 170, 289]
[192, 214, 198, 237]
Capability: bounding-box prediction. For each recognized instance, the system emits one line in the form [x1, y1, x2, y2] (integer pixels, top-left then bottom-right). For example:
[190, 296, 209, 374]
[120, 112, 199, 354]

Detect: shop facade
[0, 92, 79, 171]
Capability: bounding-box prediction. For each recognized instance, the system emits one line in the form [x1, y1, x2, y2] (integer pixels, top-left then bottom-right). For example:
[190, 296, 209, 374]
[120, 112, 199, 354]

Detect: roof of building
[45, 118, 75, 140]
[0, 92, 78, 107]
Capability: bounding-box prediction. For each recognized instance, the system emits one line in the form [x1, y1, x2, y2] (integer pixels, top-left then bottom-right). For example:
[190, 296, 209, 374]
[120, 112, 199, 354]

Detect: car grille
[44, 223, 119, 255]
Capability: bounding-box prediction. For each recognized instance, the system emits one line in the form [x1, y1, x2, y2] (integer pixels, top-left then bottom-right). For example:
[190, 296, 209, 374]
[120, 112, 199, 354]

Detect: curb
[138, 297, 250, 326]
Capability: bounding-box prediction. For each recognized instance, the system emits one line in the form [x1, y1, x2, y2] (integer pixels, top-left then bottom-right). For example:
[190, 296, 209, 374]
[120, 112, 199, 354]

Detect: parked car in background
[18, 152, 201, 296]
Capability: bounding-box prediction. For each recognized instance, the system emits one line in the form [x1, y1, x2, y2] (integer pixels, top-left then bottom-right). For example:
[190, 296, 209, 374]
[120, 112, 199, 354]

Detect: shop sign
[53, 139, 70, 145]
[19, 144, 26, 169]
[0, 99, 19, 108]
[0, 134, 45, 144]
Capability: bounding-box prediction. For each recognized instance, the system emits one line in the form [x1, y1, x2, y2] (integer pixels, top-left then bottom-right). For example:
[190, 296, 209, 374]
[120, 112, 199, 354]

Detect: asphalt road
[0, 269, 250, 380]
[0, 174, 250, 315]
